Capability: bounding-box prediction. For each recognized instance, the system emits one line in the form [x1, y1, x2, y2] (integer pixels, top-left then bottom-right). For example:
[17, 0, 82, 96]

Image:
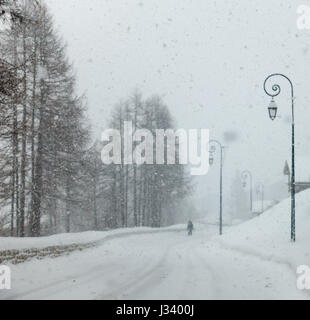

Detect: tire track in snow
[191, 246, 221, 299]
[110, 232, 218, 300]
[97, 238, 188, 300]
[3, 256, 120, 300]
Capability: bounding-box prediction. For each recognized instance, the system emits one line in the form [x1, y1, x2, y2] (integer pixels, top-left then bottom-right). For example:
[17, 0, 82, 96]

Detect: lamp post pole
[256, 183, 264, 214]
[241, 170, 253, 214]
[263, 73, 295, 242]
[209, 140, 224, 235]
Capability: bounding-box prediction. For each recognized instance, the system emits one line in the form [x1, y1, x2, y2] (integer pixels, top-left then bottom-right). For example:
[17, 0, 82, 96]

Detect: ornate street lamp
[268, 98, 278, 121]
[209, 153, 214, 166]
[209, 140, 224, 235]
[263, 73, 296, 242]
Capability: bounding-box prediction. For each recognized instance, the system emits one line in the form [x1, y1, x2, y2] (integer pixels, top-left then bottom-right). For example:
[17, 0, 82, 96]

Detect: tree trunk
[31, 81, 44, 237]
[93, 156, 98, 230]
[19, 25, 28, 237]
[29, 29, 38, 236]
[65, 179, 71, 233]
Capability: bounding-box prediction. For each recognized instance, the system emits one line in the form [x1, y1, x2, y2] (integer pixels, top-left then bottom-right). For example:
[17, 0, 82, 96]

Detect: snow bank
[216, 189, 310, 271]
[0, 225, 186, 251]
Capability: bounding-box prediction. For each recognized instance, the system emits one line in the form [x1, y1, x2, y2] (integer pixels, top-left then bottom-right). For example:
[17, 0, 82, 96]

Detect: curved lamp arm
[209, 139, 223, 152]
[263, 73, 295, 123]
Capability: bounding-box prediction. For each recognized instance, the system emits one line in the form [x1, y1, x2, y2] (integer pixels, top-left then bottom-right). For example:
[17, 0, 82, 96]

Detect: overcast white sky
[47, 0, 310, 215]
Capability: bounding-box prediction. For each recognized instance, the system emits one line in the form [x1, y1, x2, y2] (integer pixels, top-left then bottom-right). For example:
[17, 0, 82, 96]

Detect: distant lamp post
[263, 73, 296, 242]
[209, 154, 214, 166]
[256, 183, 264, 215]
[241, 170, 253, 214]
[209, 140, 224, 235]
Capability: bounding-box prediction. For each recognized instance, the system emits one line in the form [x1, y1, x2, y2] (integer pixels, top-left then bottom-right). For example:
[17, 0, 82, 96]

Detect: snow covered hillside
[217, 189, 310, 272]
[1, 190, 310, 300]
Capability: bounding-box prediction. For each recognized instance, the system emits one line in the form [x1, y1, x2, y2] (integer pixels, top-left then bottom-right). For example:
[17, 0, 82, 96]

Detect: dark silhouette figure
[187, 220, 194, 236]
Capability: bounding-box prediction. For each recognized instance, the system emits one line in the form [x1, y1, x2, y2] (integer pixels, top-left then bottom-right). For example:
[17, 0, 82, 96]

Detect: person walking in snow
[187, 220, 194, 236]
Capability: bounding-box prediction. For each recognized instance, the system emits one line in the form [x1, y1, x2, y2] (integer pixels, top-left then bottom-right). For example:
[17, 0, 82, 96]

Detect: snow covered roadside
[1, 223, 307, 300]
[0, 225, 186, 264]
[214, 189, 310, 276]
[2, 192, 310, 300]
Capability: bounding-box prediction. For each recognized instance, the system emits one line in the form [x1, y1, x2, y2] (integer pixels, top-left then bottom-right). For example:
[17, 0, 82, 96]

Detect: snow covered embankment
[0, 225, 186, 265]
[216, 189, 310, 273]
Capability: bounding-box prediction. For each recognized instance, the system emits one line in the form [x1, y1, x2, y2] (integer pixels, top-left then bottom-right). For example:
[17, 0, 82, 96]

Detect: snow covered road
[0, 224, 307, 300]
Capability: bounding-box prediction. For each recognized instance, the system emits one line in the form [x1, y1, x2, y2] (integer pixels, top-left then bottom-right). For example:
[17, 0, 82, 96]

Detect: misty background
[47, 0, 310, 221]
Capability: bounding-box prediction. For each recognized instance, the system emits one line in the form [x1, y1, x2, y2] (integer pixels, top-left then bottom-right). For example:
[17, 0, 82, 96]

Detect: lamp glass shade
[209, 157, 214, 166]
[268, 99, 278, 121]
